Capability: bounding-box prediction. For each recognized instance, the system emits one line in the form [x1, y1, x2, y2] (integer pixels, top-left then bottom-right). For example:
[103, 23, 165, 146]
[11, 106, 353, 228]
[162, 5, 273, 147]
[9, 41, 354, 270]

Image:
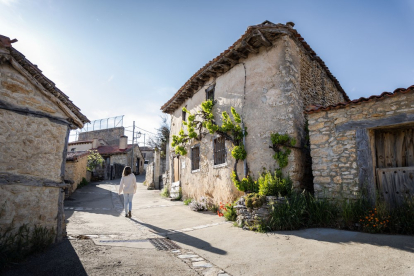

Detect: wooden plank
[376, 167, 414, 207]
[406, 129, 414, 166]
[336, 113, 414, 132]
[375, 130, 385, 168]
[395, 129, 405, 167]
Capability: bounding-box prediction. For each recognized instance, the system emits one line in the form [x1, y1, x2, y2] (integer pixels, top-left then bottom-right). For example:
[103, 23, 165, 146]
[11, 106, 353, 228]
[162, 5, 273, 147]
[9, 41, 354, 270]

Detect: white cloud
[0, 0, 19, 6]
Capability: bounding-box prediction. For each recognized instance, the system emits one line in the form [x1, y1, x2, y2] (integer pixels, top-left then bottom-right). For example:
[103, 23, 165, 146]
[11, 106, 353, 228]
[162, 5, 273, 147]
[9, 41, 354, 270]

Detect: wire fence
[69, 115, 124, 142]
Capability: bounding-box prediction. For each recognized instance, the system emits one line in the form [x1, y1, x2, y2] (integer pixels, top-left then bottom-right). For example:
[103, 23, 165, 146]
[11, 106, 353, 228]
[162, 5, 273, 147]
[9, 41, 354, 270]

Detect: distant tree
[87, 150, 104, 172]
[148, 115, 170, 157]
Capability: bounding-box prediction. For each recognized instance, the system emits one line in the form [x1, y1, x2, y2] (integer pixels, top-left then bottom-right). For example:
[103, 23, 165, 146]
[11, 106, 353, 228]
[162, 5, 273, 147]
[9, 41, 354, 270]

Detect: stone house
[307, 85, 414, 204]
[96, 135, 144, 179]
[140, 146, 155, 168]
[0, 35, 89, 241]
[64, 151, 90, 197]
[161, 21, 349, 204]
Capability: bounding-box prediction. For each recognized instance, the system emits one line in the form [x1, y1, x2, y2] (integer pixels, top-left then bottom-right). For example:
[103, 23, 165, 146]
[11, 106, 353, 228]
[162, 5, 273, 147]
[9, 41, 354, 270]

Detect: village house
[0, 35, 89, 241]
[73, 127, 144, 179]
[307, 85, 414, 205]
[161, 21, 349, 204]
[64, 151, 90, 198]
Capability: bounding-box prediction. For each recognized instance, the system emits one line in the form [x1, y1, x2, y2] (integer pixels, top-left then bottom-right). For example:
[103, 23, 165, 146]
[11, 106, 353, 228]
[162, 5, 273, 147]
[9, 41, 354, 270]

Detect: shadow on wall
[275, 228, 414, 254]
[2, 239, 87, 276]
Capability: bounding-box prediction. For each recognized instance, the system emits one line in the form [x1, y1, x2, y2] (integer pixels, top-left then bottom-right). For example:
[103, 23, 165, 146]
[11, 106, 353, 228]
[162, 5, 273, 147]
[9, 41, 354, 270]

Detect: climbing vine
[171, 100, 298, 194]
[171, 100, 248, 186]
[270, 133, 297, 169]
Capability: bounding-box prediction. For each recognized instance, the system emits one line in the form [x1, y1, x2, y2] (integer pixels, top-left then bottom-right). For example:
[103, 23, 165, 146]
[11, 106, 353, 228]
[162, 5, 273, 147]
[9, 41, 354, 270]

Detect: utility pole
[131, 121, 135, 173]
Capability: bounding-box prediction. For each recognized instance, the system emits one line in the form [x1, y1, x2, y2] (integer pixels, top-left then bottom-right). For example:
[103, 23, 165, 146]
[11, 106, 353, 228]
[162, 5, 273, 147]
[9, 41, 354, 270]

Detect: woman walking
[118, 166, 137, 218]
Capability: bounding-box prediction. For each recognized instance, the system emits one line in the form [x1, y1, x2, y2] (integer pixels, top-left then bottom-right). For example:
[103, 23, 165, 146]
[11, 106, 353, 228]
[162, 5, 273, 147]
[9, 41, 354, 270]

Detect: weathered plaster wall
[308, 91, 414, 200]
[65, 154, 89, 194]
[169, 35, 345, 204]
[68, 143, 93, 152]
[126, 145, 144, 175]
[78, 127, 125, 146]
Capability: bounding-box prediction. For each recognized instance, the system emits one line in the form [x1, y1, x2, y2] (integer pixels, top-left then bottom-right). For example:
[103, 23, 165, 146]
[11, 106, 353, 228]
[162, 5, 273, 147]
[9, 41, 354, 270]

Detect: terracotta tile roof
[66, 151, 89, 161]
[0, 35, 89, 128]
[97, 144, 134, 155]
[161, 21, 349, 114]
[306, 85, 414, 114]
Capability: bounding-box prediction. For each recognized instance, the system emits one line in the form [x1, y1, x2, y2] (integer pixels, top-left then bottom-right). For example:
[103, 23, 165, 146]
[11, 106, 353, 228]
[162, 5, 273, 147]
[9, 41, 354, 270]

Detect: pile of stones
[234, 195, 285, 229]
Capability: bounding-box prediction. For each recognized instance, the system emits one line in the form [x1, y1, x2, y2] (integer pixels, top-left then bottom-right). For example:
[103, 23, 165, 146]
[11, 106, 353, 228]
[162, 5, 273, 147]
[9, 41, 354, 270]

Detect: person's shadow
[129, 217, 227, 255]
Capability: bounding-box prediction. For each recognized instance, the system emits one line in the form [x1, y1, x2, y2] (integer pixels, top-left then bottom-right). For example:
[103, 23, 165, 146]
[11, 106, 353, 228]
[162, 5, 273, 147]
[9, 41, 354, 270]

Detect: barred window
[182, 108, 186, 121]
[191, 145, 200, 171]
[214, 137, 226, 165]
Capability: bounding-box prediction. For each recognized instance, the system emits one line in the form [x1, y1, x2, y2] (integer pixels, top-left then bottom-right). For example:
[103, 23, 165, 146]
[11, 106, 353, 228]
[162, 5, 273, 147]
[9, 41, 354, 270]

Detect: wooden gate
[375, 128, 414, 206]
[173, 157, 180, 182]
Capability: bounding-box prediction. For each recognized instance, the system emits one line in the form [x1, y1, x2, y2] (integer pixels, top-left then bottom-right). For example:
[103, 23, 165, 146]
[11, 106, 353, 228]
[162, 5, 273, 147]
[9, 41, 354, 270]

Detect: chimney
[119, 135, 128, 150]
[92, 138, 99, 149]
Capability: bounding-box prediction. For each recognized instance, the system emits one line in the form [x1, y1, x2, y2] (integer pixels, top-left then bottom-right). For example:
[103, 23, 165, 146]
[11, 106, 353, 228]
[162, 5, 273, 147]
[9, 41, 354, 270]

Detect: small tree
[148, 115, 170, 157]
[86, 150, 104, 172]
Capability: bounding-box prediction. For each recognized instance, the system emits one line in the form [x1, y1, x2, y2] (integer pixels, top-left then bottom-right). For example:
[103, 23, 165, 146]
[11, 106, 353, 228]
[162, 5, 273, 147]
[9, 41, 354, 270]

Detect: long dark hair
[123, 166, 132, 176]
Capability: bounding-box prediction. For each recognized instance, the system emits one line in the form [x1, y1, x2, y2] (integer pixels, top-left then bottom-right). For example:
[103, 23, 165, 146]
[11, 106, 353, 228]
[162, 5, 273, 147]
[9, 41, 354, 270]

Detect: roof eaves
[306, 85, 414, 114]
[160, 21, 348, 114]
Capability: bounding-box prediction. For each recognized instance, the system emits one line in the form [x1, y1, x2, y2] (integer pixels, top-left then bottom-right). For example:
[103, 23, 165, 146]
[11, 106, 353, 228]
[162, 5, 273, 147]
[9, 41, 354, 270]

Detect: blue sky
[1, 0, 413, 144]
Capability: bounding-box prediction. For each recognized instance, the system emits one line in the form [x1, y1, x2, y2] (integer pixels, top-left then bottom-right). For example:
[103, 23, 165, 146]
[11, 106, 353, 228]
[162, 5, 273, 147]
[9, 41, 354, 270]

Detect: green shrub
[0, 223, 55, 271]
[257, 170, 292, 197]
[268, 193, 306, 230]
[222, 202, 237, 221]
[305, 196, 338, 227]
[161, 186, 170, 198]
[245, 193, 266, 209]
[184, 198, 192, 205]
[388, 196, 414, 235]
[78, 177, 89, 189]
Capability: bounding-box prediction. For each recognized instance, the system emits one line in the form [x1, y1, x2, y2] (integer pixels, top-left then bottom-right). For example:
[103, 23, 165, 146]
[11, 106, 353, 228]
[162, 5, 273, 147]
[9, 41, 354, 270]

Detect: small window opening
[191, 145, 200, 171]
[206, 84, 215, 101]
[213, 137, 226, 165]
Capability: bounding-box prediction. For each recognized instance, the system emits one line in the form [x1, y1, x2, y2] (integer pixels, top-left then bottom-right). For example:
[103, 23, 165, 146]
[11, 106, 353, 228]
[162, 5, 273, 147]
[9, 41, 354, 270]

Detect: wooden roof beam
[241, 40, 259, 54]
[255, 30, 272, 47]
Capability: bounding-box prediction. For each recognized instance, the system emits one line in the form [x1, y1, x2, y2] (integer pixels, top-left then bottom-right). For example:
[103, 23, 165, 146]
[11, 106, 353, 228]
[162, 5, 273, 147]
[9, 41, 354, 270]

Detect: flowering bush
[217, 202, 237, 221]
[189, 197, 207, 212]
[359, 208, 389, 233]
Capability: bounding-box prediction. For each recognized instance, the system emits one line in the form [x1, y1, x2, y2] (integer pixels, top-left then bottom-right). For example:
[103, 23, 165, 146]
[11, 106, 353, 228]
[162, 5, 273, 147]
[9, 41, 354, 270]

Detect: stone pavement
[7, 174, 414, 275]
[63, 174, 414, 276]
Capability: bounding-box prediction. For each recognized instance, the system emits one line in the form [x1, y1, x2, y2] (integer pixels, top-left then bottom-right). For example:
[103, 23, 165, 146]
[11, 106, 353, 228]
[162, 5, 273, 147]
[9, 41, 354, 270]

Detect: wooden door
[173, 157, 180, 182]
[375, 128, 414, 206]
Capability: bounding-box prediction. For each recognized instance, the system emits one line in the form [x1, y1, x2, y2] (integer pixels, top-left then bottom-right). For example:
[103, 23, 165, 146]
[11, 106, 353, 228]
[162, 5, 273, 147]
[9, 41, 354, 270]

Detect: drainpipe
[242, 120, 247, 178]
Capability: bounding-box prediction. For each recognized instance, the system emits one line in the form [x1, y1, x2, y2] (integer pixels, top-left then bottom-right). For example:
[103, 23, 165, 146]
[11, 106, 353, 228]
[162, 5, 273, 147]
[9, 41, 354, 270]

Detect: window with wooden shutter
[191, 145, 200, 171]
[214, 137, 226, 165]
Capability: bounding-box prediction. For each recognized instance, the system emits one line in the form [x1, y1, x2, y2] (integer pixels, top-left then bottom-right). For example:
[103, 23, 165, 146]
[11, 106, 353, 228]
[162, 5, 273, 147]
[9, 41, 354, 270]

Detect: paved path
[6, 174, 414, 275]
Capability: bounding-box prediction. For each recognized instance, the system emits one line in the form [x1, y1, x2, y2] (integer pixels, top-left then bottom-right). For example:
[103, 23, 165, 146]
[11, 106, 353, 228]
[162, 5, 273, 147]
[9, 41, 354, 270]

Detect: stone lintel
[336, 113, 414, 132]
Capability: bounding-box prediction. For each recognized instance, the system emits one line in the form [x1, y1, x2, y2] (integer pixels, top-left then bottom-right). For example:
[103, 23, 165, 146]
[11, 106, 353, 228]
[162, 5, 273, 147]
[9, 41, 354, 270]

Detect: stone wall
[0, 185, 61, 234]
[308, 89, 414, 200]
[79, 127, 125, 146]
[145, 162, 155, 189]
[65, 154, 89, 196]
[0, 61, 72, 240]
[169, 35, 345, 204]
